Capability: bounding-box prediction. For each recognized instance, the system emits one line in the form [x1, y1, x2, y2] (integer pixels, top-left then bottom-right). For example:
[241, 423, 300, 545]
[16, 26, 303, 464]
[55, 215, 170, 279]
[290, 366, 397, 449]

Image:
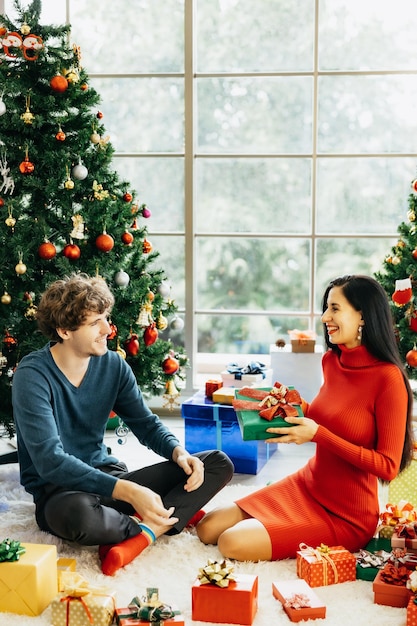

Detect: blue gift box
[181, 391, 277, 474]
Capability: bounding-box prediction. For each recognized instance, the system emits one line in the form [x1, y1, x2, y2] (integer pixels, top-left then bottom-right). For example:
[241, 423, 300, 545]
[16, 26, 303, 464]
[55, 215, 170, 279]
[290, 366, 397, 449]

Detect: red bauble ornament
[96, 233, 114, 252]
[412, 249, 417, 260]
[38, 241, 56, 260]
[3, 330, 17, 352]
[143, 239, 153, 254]
[97, 111, 103, 119]
[107, 323, 118, 340]
[121, 231, 134, 245]
[144, 323, 158, 347]
[124, 334, 140, 356]
[63, 243, 81, 260]
[412, 179, 417, 194]
[162, 355, 180, 375]
[50, 75, 69, 93]
[0, 198, 4, 207]
[410, 312, 417, 333]
[406, 347, 417, 368]
[19, 157, 34, 174]
[55, 129, 66, 141]
[123, 192, 133, 202]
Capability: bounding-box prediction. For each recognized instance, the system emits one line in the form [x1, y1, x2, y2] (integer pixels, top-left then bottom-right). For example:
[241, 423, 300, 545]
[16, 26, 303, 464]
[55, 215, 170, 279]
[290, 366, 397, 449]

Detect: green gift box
[355, 537, 392, 581]
[234, 387, 302, 441]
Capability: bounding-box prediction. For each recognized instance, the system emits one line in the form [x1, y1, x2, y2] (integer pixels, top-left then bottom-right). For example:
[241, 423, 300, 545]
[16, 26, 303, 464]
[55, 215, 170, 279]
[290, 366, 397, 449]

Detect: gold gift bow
[197, 558, 236, 588]
[298, 543, 346, 585]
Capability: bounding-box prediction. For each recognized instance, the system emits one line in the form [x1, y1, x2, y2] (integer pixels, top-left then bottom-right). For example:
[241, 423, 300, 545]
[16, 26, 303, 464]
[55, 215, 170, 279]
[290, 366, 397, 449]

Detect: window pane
[148, 235, 185, 309]
[197, 77, 313, 153]
[318, 76, 417, 154]
[197, 313, 312, 354]
[319, 0, 417, 71]
[196, 0, 314, 72]
[90, 78, 184, 153]
[114, 157, 184, 232]
[70, 0, 184, 73]
[196, 238, 311, 311]
[316, 158, 416, 234]
[4, 0, 66, 22]
[196, 158, 311, 233]
[315, 237, 397, 311]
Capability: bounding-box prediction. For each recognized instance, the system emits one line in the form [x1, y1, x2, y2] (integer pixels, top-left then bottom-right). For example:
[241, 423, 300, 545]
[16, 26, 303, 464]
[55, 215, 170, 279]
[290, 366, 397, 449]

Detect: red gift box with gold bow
[296, 543, 356, 588]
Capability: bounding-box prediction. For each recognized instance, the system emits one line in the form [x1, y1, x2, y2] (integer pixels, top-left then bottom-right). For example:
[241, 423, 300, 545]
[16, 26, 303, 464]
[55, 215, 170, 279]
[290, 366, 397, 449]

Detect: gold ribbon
[197, 559, 236, 588]
[59, 571, 115, 624]
[298, 543, 345, 585]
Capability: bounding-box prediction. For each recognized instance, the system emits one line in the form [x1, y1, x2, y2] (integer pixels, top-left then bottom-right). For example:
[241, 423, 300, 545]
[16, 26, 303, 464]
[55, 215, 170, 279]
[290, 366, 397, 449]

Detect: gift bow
[298, 543, 342, 585]
[198, 558, 236, 588]
[59, 571, 115, 626]
[379, 501, 417, 527]
[288, 329, 316, 343]
[0, 538, 26, 562]
[226, 361, 266, 379]
[126, 591, 178, 622]
[232, 382, 302, 421]
[284, 593, 311, 610]
[380, 562, 410, 586]
[395, 521, 417, 538]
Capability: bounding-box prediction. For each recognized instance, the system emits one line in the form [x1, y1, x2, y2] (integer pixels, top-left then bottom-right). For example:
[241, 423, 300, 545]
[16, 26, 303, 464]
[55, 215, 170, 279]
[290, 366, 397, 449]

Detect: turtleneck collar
[337, 344, 380, 368]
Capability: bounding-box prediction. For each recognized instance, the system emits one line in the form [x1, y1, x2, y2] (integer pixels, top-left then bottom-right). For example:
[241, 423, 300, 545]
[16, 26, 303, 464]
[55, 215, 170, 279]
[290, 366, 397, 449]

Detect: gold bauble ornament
[5, 215, 16, 228]
[21, 21, 31, 35]
[90, 132, 101, 144]
[156, 312, 168, 331]
[116, 340, 126, 359]
[408, 210, 416, 222]
[64, 178, 75, 190]
[1, 291, 11, 304]
[25, 304, 37, 319]
[15, 261, 27, 275]
[391, 256, 401, 265]
[21, 107, 34, 124]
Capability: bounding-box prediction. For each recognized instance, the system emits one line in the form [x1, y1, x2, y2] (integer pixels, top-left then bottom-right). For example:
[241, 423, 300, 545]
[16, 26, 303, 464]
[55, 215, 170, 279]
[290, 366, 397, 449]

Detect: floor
[103, 416, 316, 487]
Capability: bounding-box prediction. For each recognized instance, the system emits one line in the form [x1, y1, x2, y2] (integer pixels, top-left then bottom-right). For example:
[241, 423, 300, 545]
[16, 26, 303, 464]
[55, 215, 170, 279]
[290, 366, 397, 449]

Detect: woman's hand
[264, 415, 318, 444]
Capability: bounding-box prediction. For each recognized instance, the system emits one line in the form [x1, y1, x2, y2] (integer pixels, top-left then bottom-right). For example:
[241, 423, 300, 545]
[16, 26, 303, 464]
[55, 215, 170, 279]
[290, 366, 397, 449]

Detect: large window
[5, 0, 417, 392]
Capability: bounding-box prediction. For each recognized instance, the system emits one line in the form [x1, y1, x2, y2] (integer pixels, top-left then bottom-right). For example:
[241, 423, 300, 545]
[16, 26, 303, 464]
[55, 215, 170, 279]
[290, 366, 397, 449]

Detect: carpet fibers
[0, 465, 408, 625]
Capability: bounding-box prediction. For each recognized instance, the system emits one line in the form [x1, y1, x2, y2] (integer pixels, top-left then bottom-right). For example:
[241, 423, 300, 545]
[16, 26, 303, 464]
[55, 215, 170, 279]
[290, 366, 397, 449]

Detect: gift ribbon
[298, 543, 342, 585]
[126, 594, 178, 622]
[0, 538, 26, 562]
[59, 571, 115, 625]
[198, 558, 236, 588]
[284, 593, 311, 609]
[212, 404, 222, 451]
[226, 361, 266, 380]
[288, 329, 316, 344]
[61, 596, 94, 626]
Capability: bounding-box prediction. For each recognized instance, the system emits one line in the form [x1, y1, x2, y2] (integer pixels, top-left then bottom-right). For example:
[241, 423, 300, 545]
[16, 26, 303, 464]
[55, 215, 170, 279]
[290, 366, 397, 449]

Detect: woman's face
[321, 285, 364, 349]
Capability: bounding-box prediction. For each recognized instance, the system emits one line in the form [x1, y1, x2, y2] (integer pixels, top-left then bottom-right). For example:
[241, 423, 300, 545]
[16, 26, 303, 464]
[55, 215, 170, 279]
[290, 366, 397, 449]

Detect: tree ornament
[2, 31, 22, 58]
[1, 291, 11, 305]
[170, 316, 184, 331]
[162, 354, 180, 375]
[410, 310, 417, 333]
[20, 21, 31, 36]
[143, 239, 153, 254]
[137, 301, 153, 327]
[3, 330, 17, 353]
[114, 270, 130, 287]
[0, 198, 3, 207]
[72, 159, 88, 181]
[97, 111, 103, 119]
[96, 231, 114, 252]
[0, 94, 6, 116]
[38, 240, 56, 260]
[121, 230, 134, 246]
[142, 204, 152, 218]
[158, 281, 171, 298]
[392, 278, 413, 306]
[107, 322, 117, 340]
[147, 291, 155, 302]
[20, 94, 34, 124]
[124, 333, 140, 356]
[64, 165, 74, 189]
[5, 207, 16, 229]
[0, 152, 15, 194]
[63, 243, 81, 260]
[80, 83, 88, 91]
[90, 131, 101, 144]
[391, 256, 401, 265]
[70, 214, 85, 239]
[19, 149, 34, 174]
[22, 34, 43, 60]
[116, 339, 126, 359]
[63, 66, 79, 84]
[0, 351, 7, 369]
[406, 346, 417, 368]
[162, 379, 181, 411]
[123, 192, 132, 202]
[55, 126, 66, 141]
[408, 210, 416, 222]
[131, 217, 139, 229]
[412, 179, 417, 194]
[15, 252, 27, 275]
[25, 303, 37, 319]
[144, 323, 158, 347]
[156, 311, 168, 331]
[50, 74, 68, 93]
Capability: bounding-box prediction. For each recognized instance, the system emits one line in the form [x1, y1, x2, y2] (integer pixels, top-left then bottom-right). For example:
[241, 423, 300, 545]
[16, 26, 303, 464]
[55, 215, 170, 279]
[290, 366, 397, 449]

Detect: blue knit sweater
[12, 343, 180, 502]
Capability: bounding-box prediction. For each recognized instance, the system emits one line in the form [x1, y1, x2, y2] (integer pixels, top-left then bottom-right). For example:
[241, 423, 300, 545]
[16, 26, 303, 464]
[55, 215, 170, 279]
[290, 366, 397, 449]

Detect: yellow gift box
[0, 542, 58, 616]
[57, 557, 77, 591]
[51, 571, 116, 626]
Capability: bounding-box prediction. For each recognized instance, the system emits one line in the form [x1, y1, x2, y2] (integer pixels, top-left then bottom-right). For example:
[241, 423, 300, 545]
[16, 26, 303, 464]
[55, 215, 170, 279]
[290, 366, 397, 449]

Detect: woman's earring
[357, 326, 362, 343]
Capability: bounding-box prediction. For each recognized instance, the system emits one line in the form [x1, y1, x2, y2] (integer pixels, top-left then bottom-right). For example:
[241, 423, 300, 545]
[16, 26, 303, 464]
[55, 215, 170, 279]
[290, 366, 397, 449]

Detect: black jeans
[35, 449, 234, 545]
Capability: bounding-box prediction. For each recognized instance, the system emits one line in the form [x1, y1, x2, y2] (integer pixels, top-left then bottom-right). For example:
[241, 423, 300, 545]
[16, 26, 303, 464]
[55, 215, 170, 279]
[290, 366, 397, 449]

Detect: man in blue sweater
[12, 273, 233, 575]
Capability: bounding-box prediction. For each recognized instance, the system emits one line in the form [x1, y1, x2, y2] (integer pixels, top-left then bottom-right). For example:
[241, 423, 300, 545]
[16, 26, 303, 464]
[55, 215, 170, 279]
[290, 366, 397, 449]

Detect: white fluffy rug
[0, 465, 409, 626]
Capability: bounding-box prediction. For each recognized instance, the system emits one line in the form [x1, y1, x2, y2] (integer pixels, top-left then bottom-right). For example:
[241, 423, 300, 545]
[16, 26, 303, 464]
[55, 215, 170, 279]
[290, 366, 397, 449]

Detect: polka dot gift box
[296, 543, 356, 588]
[50, 571, 115, 626]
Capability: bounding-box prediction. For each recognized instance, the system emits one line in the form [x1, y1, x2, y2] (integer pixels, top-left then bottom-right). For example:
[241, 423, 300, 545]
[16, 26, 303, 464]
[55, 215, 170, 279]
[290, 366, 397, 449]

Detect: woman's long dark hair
[322, 274, 414, 474]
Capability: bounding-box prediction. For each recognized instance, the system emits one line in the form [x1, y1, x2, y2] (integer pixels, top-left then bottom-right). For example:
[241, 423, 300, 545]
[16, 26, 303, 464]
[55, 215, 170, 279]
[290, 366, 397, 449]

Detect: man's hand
[112, 480, 178, 534]
[264, 416, 318, 445]
[172, 446, 205, 492]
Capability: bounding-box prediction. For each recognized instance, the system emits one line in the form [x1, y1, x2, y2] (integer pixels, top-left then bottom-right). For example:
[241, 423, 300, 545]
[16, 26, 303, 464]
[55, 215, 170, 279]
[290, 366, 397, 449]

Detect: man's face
[63, 310, 112, 358]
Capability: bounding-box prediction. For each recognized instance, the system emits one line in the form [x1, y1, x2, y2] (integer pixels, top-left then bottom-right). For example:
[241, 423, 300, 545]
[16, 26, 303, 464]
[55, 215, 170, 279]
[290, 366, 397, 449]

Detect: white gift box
[221, 369, 273, 388]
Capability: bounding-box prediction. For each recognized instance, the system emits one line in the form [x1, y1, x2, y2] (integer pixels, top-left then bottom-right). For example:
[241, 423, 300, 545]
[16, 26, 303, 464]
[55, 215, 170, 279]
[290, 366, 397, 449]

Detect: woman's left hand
[264, 416, 318, 444]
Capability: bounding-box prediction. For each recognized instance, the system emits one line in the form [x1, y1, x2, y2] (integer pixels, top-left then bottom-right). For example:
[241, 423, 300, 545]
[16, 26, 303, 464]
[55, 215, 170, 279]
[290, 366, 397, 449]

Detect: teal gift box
[234, 387, 302, 441]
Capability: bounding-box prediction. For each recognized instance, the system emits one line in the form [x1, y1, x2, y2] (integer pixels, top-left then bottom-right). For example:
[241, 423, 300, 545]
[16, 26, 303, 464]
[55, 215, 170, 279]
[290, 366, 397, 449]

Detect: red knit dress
[235, 344, 408, 560]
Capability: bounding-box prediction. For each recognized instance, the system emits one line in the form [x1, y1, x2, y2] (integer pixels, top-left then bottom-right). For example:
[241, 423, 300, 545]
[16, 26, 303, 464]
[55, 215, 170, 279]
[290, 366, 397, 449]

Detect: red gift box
[407, 596, 417, 626]
[272, 579, 326, 622]
[192, 574, 258, 625]
[373, 569, 413, 608]
[296, 544, 356, 587]
[392, 532, 417, 553]
[115, 607, 184, 626]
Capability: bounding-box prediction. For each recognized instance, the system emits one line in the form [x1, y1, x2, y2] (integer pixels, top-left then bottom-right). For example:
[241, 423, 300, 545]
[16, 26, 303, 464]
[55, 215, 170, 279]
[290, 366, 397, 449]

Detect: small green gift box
[234, 387, 302, 441]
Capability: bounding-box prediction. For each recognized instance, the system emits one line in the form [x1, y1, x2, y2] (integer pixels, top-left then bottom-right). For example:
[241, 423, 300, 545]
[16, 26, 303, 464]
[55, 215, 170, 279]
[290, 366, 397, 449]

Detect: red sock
[99, 532, 152, 576]
[186, 509, 206, 528]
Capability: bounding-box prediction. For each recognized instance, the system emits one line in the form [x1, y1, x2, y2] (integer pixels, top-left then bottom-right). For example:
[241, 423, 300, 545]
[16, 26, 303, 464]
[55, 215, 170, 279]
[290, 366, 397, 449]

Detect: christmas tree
[0, 0, 188, 436]
[375, 173, 417, 381]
